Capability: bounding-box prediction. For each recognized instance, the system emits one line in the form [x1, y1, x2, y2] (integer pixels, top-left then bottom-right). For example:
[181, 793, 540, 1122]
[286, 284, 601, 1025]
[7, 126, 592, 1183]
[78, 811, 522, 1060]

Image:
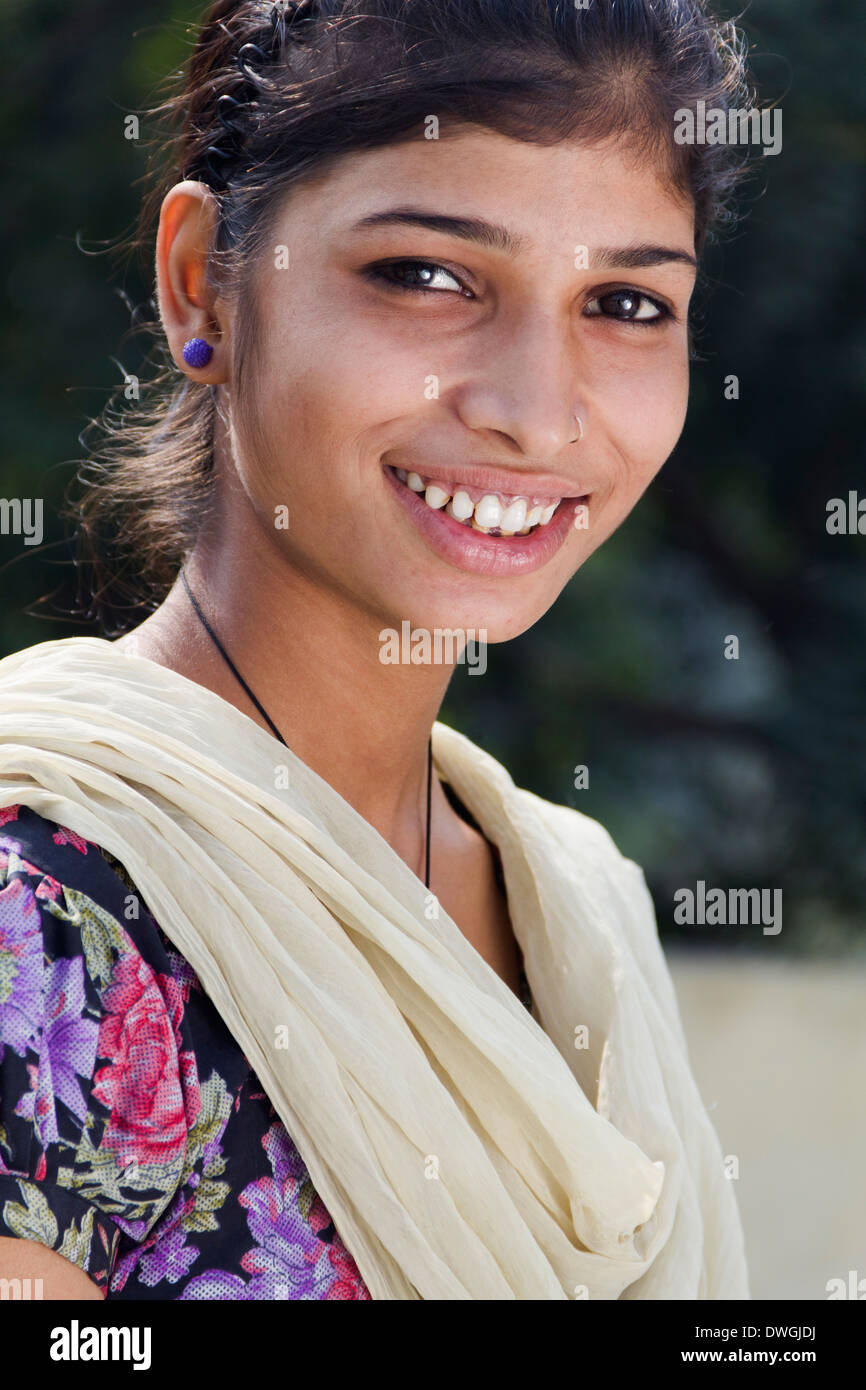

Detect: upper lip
[387, 461, 587, 503]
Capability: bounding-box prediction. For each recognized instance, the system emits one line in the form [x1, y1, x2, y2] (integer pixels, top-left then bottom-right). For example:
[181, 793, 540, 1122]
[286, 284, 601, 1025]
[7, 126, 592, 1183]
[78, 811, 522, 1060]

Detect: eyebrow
[349, 207, 697, 270]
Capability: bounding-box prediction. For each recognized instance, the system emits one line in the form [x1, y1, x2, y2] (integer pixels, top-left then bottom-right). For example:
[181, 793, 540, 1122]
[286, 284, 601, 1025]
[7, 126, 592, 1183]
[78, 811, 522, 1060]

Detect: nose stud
[572, 414, 584, 443]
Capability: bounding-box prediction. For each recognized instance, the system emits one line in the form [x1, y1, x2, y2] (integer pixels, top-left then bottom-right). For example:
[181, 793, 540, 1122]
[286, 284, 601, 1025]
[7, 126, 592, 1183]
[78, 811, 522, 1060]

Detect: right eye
[364, 259, 472, 296]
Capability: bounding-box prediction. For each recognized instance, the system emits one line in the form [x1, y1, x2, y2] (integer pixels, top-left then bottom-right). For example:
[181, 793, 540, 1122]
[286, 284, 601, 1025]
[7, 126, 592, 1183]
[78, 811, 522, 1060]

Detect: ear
[156, 181, 229, 384]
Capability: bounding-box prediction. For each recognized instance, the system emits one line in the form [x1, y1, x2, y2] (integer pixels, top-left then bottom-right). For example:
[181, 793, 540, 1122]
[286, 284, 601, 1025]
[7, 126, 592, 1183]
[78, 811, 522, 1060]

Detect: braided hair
[193, 2, 318, 191]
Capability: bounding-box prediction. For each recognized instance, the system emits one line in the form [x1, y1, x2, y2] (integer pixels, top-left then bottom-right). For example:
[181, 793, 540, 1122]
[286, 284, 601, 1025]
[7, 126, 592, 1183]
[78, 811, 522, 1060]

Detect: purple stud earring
[182, 337, 213, 369]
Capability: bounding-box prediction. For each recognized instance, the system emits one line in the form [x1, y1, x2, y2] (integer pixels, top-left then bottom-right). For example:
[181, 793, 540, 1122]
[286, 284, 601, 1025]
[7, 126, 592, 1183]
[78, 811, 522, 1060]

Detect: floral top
[0, 796, 531, 1300]
[0, 803, 372, 1299]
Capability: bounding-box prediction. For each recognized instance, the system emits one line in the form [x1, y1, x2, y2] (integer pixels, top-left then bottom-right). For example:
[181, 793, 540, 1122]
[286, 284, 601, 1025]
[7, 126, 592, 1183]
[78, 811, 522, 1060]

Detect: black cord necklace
[179, 566, 433, 890]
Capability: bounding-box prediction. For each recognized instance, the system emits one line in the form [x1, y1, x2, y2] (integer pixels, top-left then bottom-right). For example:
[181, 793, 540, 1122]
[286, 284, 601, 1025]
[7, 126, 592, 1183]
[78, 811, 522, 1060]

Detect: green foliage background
[1, 0, 863, 953]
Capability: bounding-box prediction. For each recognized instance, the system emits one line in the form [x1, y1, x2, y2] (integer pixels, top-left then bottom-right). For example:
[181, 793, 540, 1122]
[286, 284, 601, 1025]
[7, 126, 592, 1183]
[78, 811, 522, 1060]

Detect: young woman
[0, 0, 754, 1299]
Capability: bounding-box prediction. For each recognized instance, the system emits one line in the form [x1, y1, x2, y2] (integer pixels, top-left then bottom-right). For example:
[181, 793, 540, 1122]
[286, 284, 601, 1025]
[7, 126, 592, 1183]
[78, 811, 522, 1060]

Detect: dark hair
[64, 0, 756, 635]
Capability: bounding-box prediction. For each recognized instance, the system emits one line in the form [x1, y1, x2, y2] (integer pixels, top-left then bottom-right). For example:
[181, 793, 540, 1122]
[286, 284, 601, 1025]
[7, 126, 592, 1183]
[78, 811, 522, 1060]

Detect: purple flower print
[0, 877, 46, 1060]
[137, 1224, 201, 1286]
[235, 1123, 363, 1299]
[178, 1125, 344, 1300]
[178, 1269, 253, 1299]
[15, 955, 99, 1147]
[237, 1186, 335, 1298]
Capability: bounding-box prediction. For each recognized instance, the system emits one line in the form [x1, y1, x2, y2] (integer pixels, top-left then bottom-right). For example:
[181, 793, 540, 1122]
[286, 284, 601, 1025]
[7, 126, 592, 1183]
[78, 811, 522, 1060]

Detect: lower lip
[383, 466, 585, 577]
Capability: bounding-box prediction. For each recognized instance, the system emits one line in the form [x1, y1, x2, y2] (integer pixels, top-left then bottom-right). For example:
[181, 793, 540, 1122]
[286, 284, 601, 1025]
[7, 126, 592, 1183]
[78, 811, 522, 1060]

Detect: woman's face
[220, 127, 696, 642]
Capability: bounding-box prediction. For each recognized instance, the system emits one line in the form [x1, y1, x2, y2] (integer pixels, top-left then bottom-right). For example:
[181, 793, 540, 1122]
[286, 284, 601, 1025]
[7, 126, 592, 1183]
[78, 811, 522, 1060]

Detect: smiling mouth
[390, 467, 572, 536]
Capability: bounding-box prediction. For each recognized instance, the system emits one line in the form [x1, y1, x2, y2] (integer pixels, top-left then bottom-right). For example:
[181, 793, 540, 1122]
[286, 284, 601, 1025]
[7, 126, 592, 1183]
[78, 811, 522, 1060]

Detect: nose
[451, 308, 586, 459]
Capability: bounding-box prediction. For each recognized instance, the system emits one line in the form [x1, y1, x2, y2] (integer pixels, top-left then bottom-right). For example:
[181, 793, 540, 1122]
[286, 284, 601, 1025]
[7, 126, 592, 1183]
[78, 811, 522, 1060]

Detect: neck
[119, 536, 456, 882]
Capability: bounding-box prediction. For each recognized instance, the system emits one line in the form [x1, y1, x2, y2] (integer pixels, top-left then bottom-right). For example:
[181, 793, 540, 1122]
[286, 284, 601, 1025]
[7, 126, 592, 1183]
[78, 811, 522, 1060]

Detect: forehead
[276, 126, 695, 256]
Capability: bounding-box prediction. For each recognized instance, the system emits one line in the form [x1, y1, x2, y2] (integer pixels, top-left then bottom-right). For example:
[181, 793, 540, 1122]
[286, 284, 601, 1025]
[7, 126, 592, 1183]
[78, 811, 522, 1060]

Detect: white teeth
[474, 494, 503, 530]
[499, 497, 527, 535]
[424, 484, 449, 510]
[397, 468, 563, 533]
[450, 489, 475, 522]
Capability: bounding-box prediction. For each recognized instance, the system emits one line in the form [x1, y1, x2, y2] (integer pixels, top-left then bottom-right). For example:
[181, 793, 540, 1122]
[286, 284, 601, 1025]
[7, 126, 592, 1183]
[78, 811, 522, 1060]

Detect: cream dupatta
[0, 636, 749, 1299]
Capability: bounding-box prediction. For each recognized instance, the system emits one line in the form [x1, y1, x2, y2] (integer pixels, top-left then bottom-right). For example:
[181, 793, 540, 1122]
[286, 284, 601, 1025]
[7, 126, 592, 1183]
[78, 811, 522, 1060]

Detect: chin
[375, 585, 559, 649]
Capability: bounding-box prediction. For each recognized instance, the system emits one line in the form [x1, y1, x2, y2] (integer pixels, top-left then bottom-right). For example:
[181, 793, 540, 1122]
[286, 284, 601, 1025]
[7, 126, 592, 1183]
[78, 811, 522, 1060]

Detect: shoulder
[518, 785, 661, 939]
[505, 776, 651, 901]
[0, 801, 202, 995]
[3, 801, 159, 930]
[0, 803, 204, 1292]
[509, 786, 691, 1053]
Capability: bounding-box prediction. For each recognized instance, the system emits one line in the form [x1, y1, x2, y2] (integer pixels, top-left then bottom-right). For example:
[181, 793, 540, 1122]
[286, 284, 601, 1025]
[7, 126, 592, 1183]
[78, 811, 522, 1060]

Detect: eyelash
[365, 259, 673, 326]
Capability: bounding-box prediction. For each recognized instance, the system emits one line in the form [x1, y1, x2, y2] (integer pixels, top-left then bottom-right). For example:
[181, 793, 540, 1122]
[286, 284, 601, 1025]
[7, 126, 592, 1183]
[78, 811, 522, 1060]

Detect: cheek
[601, 345, 689, 488]
[253, 305, 431, 476]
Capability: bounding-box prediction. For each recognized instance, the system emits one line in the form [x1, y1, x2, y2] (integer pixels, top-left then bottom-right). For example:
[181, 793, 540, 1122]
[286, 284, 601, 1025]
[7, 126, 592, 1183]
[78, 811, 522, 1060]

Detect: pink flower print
[52, 824, 92, 855]
[92, 953, 200, 1169]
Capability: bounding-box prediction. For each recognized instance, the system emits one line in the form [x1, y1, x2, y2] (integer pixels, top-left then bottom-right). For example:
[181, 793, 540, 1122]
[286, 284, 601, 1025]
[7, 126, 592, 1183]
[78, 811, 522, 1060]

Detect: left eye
[585, 289, 668, 323]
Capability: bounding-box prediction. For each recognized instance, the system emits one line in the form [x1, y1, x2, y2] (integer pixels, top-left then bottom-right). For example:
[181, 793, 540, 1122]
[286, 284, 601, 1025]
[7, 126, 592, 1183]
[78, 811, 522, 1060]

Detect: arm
[0, 1235, 103, 1299]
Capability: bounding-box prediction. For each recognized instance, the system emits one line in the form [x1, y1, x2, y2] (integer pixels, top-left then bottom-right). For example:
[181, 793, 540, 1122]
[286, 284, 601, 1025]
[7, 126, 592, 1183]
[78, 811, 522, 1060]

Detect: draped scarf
[0, 637, 749, 1299]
